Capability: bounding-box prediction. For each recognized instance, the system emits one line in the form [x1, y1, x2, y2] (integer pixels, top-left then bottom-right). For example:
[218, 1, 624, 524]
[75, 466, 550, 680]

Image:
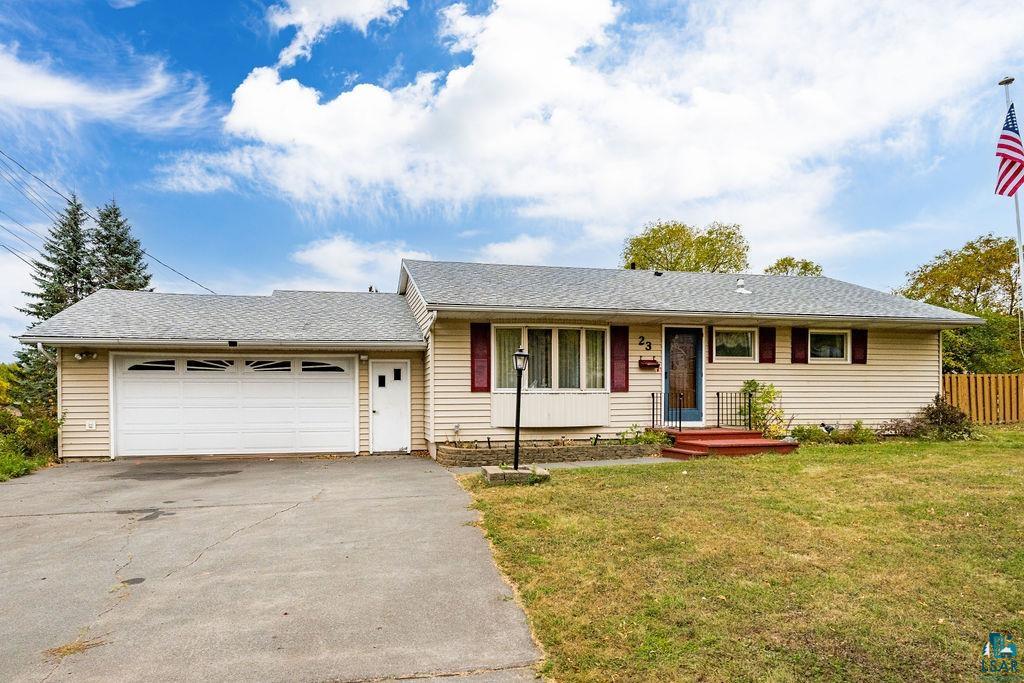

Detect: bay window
[493, 326, 608, 391]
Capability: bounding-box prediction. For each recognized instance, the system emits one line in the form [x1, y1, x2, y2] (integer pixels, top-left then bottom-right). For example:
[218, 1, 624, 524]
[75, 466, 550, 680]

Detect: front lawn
[463, 430, 1024, 681]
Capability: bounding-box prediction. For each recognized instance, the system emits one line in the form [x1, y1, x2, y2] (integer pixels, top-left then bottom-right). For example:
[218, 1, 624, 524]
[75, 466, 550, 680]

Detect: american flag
[996, 103, 1024, 196]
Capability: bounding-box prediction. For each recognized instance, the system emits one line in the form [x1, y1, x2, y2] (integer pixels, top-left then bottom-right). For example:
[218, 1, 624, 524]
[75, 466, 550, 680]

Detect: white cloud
[268, 0, 408, 67]
[476, 234, 555, 265]
[166, 0, 1024, 266]
[109, 0, 146, 8]
[0, 44, 209, 132]
[287, 233, 430, 291]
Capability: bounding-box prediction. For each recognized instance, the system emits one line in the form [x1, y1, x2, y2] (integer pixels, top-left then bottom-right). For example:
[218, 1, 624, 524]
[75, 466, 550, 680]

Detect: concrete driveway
[0, 456, 540, 682]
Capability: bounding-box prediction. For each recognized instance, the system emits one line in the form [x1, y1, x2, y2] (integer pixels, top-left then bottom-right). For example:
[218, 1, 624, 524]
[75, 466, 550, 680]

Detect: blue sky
[1, 0, 1023, 360]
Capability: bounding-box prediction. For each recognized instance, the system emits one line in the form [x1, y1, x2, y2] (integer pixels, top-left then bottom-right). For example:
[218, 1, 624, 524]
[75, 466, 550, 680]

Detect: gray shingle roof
[402, 260, 980, 324]
[21, 289, 425, 344]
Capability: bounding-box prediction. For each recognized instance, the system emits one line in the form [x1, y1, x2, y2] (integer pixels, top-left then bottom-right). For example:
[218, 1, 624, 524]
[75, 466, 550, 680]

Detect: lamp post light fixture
[512, 347, 529, 470]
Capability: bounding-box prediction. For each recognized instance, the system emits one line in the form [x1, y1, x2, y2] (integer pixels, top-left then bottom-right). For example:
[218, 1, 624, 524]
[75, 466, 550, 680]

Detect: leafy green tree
[0, 362, 15, 406]
[12, 195, 96, 417]
[622, 220, 749, 273]
[900, 233, 1017, 315]
[764, 256, 823, 277]
[91, 200, 151, 291]
[898, 233, 1022, 373]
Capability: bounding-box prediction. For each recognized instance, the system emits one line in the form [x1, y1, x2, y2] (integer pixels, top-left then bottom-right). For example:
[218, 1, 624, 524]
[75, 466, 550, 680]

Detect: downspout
[35, 342, 55, 362]
[426, 311, 438, 453]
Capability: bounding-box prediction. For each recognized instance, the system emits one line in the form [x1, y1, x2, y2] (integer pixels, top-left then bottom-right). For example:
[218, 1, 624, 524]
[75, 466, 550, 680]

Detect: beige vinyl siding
[404, 282, 434, 442]
[357, 350, 426, 454]
[57, 346, 425, 459]
[431, 318, 664, 444]
[430, 319, 942, 443]
[59, 348, 111, 459]
[705, 327, 940, 427]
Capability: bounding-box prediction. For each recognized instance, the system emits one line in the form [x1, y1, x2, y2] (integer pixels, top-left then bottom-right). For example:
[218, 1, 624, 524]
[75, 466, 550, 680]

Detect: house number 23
[637, 336, 652, 350]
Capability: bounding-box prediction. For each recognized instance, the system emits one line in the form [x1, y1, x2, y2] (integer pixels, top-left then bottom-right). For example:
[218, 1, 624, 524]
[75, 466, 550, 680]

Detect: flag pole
[1000, 76, 1024, 314]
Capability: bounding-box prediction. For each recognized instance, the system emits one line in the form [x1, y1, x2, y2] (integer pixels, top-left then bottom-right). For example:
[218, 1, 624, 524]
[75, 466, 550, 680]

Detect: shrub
[791, 421, 877, 444]
[0, 412, 59, 482]
[618, 424, 672, 445]
[919, 395, 973, 440]
[740, 380, 787, 439]
[877, 417, 930, 439]
[0, 409, 17, 435]
[829, 420, 878, 444]
[790, 424, 831, 443]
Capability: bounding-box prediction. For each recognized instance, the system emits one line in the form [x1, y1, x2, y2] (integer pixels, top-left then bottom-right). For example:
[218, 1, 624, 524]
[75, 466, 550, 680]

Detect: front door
[370, 360, 411, 452]
[664, 328, 703, 423]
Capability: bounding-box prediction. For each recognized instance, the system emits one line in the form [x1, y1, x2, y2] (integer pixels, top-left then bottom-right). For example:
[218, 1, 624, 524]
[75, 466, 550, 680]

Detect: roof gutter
[425, 304, 983, 328]
[18, 337, 428, 350]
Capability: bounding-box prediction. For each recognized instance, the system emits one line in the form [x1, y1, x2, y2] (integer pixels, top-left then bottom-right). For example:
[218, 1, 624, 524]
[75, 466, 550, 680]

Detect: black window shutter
[706, 325, 714, 364]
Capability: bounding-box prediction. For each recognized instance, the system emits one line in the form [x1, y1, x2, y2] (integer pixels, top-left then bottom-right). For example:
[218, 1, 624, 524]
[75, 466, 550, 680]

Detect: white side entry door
[370, 360, 411, 452]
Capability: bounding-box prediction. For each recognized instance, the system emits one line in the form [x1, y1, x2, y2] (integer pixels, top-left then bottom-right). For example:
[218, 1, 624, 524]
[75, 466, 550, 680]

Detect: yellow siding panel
[429, 320, 942, 444]
[57, 346, 426, 459]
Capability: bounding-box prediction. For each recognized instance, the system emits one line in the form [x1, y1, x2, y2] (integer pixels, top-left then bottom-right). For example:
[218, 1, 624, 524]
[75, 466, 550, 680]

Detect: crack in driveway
[164, 488, 325, 579]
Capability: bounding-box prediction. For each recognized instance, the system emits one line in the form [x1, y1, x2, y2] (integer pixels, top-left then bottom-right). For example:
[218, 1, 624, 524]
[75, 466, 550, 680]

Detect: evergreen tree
[91, 199, 151, 291]
[12, 194, 96, 416]
[18, 194, 95, 320]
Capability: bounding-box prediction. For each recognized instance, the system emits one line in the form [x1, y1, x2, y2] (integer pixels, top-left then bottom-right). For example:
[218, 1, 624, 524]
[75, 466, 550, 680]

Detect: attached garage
[112, 355, 358, 456]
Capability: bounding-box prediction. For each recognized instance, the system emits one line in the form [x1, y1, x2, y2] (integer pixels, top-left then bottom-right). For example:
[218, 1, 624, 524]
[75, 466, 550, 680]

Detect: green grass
[463, 429, 1024, 682]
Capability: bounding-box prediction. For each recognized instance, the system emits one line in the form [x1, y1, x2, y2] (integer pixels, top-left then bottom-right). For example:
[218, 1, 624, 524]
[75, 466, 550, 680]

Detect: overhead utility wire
[0, 240, 35, 268]
[0, 155, 61, 217]
[0, 146, 217, 294]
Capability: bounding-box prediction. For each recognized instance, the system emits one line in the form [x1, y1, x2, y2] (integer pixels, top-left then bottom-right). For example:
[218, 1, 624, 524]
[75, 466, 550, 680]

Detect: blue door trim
[664, 327, 703, 422]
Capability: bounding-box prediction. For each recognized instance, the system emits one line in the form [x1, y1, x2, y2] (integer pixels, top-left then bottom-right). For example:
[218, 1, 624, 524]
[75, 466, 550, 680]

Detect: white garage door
[113, 356, 357, 456]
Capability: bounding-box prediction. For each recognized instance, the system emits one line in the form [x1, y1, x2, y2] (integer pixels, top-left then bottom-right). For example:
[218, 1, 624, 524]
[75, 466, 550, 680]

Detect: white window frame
[491, 324, 610, 393]
[712, 327, 758, 363]
[808, 329, 851, 363]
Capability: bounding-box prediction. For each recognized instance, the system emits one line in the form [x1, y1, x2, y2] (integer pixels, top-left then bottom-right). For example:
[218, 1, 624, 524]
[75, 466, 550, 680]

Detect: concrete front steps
[658, 427, 798, 460]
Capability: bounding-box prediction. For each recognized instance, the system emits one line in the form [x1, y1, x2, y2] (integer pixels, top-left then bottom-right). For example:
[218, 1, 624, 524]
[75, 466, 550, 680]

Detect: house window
[127, 359, 176, 372]
[186, 359, 234, 372]
[586, 330, 605, 388]
[527, 329, 552, 388]
[558, 329, 580, 389]
[809, 330, 849, 361]
[494, 328, 521, 389]
[245, 360, 292, 372]
[493, 326, 607, 391]
[714, 329, 755, 361]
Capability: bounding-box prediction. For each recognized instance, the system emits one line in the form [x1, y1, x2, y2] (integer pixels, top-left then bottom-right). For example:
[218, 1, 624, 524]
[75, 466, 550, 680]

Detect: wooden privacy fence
[943, 373, 1024, 425]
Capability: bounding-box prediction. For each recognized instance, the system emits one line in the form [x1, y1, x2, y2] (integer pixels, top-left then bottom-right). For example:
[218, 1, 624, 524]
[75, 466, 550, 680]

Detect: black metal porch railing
[716, 391, 754, 430]
[650, 390, 754, 430]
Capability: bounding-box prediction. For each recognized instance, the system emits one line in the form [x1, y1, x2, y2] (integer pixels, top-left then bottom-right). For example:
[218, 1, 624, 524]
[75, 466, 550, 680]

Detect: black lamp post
[512, 347, 529, 470]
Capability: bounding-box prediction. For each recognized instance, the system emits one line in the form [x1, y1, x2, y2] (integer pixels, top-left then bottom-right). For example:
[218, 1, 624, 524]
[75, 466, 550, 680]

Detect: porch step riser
[657, 427, 798, 459]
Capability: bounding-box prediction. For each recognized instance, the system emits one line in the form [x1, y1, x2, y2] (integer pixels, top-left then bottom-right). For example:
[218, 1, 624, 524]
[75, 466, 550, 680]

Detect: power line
[0, 164, 60, 223]
[0, 221, 42, 255]
[0, 240, 35, 268]
[0, 146, 217, 294]
[0, 155, 61, 217]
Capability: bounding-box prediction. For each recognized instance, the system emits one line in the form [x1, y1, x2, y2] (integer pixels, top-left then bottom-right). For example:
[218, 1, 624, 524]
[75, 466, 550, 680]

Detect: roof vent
[654, 271, 663, 277]
[735, 277, 751, 295]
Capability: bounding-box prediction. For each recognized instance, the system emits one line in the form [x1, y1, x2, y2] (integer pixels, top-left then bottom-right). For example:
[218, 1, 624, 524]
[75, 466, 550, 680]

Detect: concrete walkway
[0, 456, 541, 682]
